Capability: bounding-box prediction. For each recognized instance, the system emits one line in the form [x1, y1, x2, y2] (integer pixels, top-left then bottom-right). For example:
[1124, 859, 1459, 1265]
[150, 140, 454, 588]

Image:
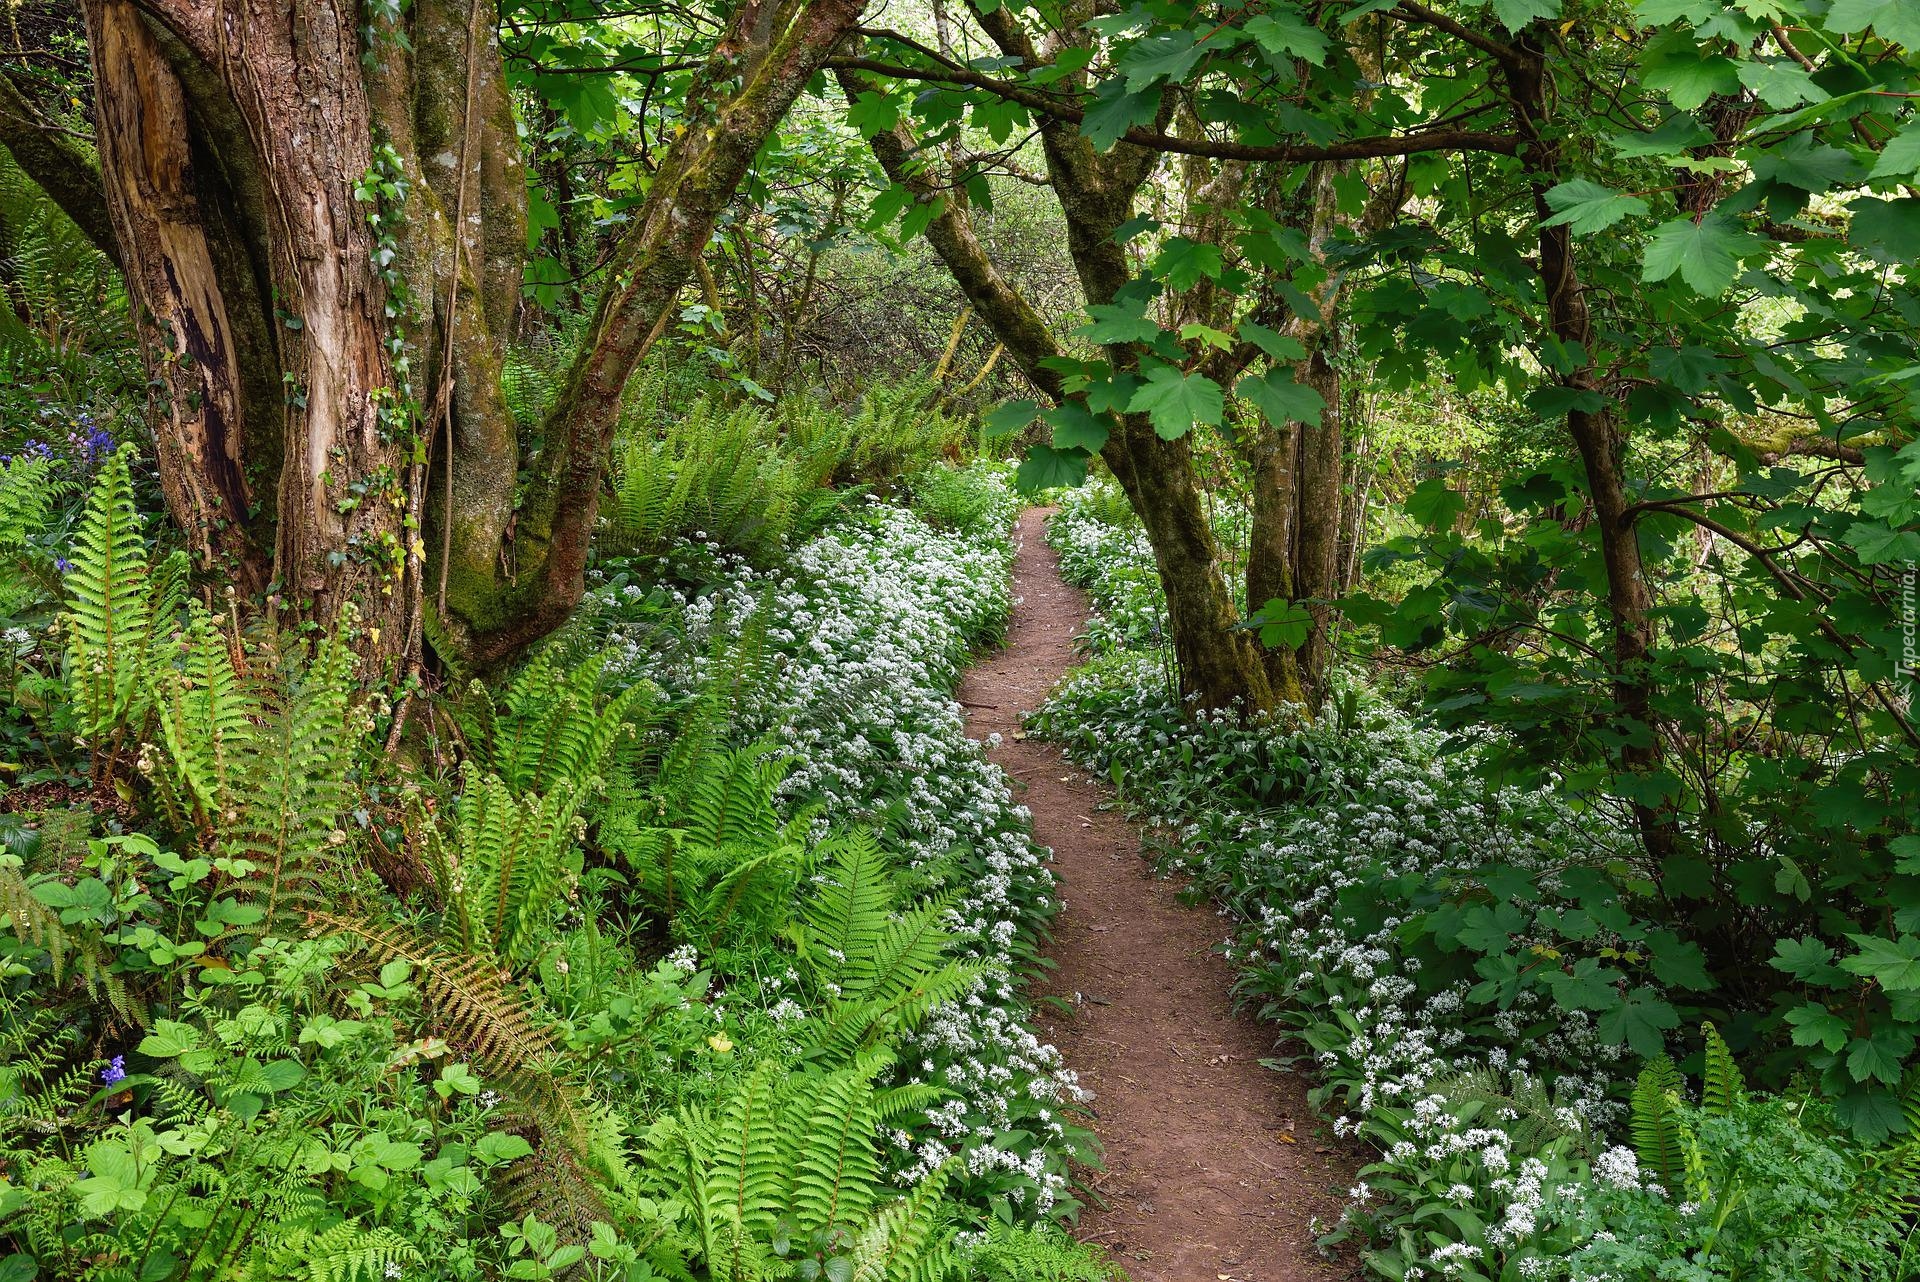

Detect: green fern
[152, 601, 255, 835]
[793, 832, 985, 1061]
[648, 1058, 959, 1282]
[454, 648, 656, 795]
[305, 1221, 423, 1282]
[1699, 1021, 1744, 1116]
[62, 445, 153, 748]
[1630, 1055, 1688, 1191]
[418, 765, 586, 967]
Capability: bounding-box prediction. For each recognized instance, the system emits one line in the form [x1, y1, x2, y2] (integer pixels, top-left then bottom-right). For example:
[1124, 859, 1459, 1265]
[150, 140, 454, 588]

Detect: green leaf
[1238, 321, 1307, 363]
[1845, 519, 1920, 565]
[1015, 444, 1089, 492]
[1253, 598, 1313, 649]
[845, 90, 900, 138]
[1644, 53, 1739, 110]
[1541, 180, 1649, 234]
[1119, 30, 1206, 90]
[1157, 238, 1224, 290]
[983, 399, 1040, 439]
[1044, 402, 1112, 453]
[1238, 367, 1325, 427]
[1735, 59, 1827, 110]
[1242, 8, 1330, 61]
[1869, 124, 1920, 180]
[1405, 477, 1466, 530]
[1848, 1031, 1912, 1086]
[1841, 933, 1920, 991]
[1786, 1002, 1851, 1052]
[137, 1019, 200, 1059]
[1837, 1085, 1907, 1141]
[1749, 134, 1861, 191]
[1082, 80, 1158, 151]
[1491, 0, 1560, 31]
[1641, 214, 1762, 296]
[1827, 0, 1920, 46]
[1128, 365, 1223, 439]
[1849, 197, 1920, 263]
[1596, 986, 1681, 1057]
[1077, 303, 1164, 346]
[1772, 936, 1843, 983]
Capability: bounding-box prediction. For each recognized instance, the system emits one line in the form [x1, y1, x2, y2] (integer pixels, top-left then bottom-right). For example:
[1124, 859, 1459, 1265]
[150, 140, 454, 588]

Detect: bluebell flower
[54, 557, 72, 574]
[101, 1055, 126, 1086]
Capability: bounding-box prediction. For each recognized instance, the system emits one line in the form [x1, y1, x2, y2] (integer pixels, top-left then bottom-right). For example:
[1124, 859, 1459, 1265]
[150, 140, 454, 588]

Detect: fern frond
[1630, 1056, 1688, 1191]
[1698, 1021, 1742, 1116]
[305, 1221, 423, 1282]
[62, 446, 151, 744]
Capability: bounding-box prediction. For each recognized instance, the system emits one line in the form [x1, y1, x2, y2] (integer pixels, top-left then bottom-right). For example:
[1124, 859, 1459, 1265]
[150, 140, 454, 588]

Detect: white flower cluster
[594, 464, 1084, 1213]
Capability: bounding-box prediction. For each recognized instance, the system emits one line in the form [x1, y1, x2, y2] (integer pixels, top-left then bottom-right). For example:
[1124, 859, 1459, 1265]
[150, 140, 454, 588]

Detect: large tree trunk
[89, 0, 405, 658]
[86, 0, 867, 672]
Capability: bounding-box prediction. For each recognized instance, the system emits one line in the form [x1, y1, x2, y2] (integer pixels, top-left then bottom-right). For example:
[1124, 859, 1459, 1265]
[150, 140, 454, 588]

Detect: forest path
[959, 507, 1355, 1282]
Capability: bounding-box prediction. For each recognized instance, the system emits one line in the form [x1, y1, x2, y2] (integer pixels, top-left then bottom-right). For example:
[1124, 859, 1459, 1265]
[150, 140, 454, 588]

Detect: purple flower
[54, 557, 72, 575]
[101, 1055, 125, 1086]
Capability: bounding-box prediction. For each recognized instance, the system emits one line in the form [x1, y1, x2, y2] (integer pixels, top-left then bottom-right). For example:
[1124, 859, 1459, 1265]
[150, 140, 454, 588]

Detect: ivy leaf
[1239, 367, 1325, 427]
[1541, 179, 1649, 234]
[1015, 444, 1089, 492]
[1841, 933, 1920, 991]
[1491, 0, 1560, 32]
[1077, 303, 1164, 346]
[1641, 214, 1761, 296]
[1595, 986, 1681, 1058]
[1827, 0, 1920, 47]
[1128, 365, 1224, 439]
[1242, 8, 1330, 62]
[983, 399, 1040, 439]
[1082, 80, 1158, 151]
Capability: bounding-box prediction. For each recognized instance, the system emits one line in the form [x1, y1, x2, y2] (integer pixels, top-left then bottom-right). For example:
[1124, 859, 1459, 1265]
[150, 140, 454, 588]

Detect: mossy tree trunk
[83, 0, 867, 671]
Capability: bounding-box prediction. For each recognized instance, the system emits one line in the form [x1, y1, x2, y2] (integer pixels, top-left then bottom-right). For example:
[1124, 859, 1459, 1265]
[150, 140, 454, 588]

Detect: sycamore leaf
[1827, 0, 1920, 46]
[1252, 597, 1313, 650]
[1405, 477, 1466, 530]
[1238, 321, 1308, 363]
[1128, 364, 1224, 440]
[983, 399, 1040, 439]
[1119, 30, 1206, 90]
[1044, 401, 1112, 453]
[1243, 8, 1330, 62]
[1785, 1002, 1851, 1052]
[1736, 59, 1828, 109]
[1849, 196, 1920, 263]
[1491, 0, 1560, 31]
[1077, 303, 1164, 346]
[1841, 933, 1920, 991]
[1157, 238, 1224, 290]
[1844, 518, 1920, 565]
[1082, 80, 1158, 151]
[845, 90, 900, 138]
[1238, 367, 1325, 427]
[1641, 213, 1762, 296]
[1644, 53, 1739, 110]
[1870, 124, 1920, 180]
[1015, 444, 1088, 492]
[1541, 179, 1649, 234]
[1596, 987, 1681, 1058]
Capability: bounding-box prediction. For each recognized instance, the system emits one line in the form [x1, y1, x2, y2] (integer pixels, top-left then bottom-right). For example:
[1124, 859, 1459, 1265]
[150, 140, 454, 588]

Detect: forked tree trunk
[85, 0, 868, 671]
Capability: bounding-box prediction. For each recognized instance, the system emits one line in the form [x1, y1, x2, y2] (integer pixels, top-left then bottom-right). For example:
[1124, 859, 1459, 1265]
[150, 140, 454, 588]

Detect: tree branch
[0, 71, 120, 266]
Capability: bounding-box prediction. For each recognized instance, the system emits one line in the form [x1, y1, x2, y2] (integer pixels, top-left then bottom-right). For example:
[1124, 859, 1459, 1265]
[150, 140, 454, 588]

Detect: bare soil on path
[958, 507, 1357, 1282]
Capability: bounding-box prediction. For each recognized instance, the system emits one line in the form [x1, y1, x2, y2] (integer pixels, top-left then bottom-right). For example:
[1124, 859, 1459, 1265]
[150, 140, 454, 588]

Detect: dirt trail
[959, 507, 1354, 1282]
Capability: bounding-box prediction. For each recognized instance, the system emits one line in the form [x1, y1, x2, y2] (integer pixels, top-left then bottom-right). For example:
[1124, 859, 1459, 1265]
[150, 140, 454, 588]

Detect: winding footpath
[960, 507, 1356, 1282]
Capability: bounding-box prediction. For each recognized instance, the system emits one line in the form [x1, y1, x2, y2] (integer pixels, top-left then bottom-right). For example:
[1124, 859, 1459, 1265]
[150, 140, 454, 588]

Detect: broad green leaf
[1119, 30, 1206, 90]
[1157, 238, 1224, 290]
[983, 399, 1040, 439]
[1640, 213, 1762, 296]
[1844, 518, 1920, 565]
[1644, 52, 1739, 110]
[1827, 0, 1920, 46]
[1238, 321, 1307, 362]
[1405, 477, 1466, 530]
[1541, 180, 1649, 234]
[1082, 80, 1158, 151]
[1841, 933, 1920, 991]
[1077, 303, 1164, 346]
[1870, 124, 1920, 180]
[1128, 364, 1223, 439]
[1045, 402, 1112, 453]
[1015, 444, 1089, 491]
[1596, 987, 1681, 1057]
[845, 91, 900, 138]
[1243, 9, 1330, 62]
[1786, 1002, 1851, 1052]
[1252, 597, 1313, 649]
[1849, 196, 1920, 263]
[1491, 0, 1560, 31]
[1238, 367, 1325, 427]
[1735, 59, 1827, 110]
